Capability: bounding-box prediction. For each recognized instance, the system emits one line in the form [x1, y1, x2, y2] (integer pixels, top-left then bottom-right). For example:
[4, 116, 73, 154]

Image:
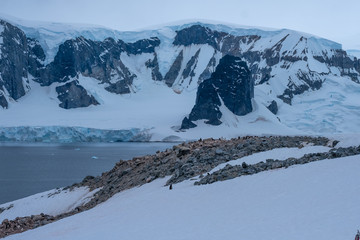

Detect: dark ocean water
[0, 142, 175, 204]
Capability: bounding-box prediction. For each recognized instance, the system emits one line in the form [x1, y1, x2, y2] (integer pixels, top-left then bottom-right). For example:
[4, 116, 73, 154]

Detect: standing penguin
[355, 230, 360, 240]
[169, 184, 173, 190]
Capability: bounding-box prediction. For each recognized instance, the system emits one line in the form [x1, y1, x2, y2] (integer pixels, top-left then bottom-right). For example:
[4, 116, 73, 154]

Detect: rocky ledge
[195, 145, 360, 185]
[0, 214, 55, 237]
[2, 135, 359, 238]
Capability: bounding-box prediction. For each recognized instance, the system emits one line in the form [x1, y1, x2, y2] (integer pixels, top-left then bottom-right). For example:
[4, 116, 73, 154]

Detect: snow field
[0, 187, 99, 222]
[279, 76, 360, 134]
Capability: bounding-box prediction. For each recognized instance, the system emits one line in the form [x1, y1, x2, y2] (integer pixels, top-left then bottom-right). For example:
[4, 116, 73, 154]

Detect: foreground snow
[6, 154, 360, 240]
[0, 187, 99, 222]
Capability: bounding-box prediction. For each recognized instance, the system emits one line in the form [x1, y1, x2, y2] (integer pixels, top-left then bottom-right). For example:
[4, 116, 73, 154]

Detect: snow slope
[278, 76, 360, 134]
[0, 187, 99, 222]
[6, 154, 360, 240]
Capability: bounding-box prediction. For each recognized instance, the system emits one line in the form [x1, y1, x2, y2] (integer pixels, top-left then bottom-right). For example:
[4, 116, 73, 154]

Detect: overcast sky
[1, 0, 359, 49]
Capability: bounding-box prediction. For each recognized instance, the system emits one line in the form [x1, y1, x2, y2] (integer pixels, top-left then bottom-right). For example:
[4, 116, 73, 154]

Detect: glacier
[0, 126, 151, 143]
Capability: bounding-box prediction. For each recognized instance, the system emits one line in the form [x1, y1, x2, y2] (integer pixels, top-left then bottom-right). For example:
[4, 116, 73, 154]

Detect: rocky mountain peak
[0, 19, 30, 108]
[173, 24, 226, 49]
[181, 55, 253, 129]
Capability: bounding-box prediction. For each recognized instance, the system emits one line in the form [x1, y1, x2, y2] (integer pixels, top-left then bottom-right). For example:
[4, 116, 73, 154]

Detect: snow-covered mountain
[0, 16, 360, 141]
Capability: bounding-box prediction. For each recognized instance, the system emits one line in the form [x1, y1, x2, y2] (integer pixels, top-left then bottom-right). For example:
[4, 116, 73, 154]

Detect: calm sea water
[0, 142, 175, 204]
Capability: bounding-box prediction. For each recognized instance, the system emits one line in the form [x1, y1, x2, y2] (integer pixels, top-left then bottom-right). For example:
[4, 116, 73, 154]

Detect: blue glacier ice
[0, 126, 151, 143]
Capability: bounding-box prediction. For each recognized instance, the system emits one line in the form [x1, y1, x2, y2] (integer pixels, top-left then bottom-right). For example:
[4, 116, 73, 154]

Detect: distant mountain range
[0, 16, 359, 141]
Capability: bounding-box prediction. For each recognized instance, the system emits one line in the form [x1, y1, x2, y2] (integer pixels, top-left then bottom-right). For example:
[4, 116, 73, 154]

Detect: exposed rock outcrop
[56, 80, 99, 109]
[0, 91, 8, 109]
[195, 145, 360, 185]
[0, 20, 29, 101]
[180, 117, 197, 130]
[38, 37, 137, 89]
[164, 50, 183, 87]
[27, 38, 46, 79]
[182, 55, 253, 128]
[145, 53, 163, 81]
[173, 25, 225, 49]
[33, 36, 160, 95]
[266, 100, 278, 114]
[182, 49, 200, 83]
[121, 37, 160, 55]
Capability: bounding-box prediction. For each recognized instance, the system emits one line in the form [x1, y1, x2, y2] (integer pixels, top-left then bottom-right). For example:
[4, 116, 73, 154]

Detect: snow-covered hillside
[0, 16, 360, 141]
[3, 146, 360, 240]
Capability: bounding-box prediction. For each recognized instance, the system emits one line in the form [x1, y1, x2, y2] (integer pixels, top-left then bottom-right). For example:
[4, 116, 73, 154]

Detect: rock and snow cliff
[0, 17, 360, 141]
[181, 55, 253, 128]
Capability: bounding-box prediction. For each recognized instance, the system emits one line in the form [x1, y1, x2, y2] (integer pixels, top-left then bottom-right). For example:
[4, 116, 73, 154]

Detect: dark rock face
[266, 100, 278, 114]
[0, 20, 29, 100]
[122, 37, 160, 55]
[278, 70, 323, 105]
[188, 78, 223, 126]
[40, 39, 78, 85]
[211, 55, 254, 114]
[173, 25, 226, 49]
[145, 53, 163, 81]
[198, 52, 217, 83]
[39, 37, 125, 87]
[0, 92, 8, 109]
[56, 80, 99, 109]
[164, 50, 183, 87]
[36, 36, 160, 95]
[315, 49, 360, 83]
[182, 49, 200, 84]
[27, 38, 46, 79]
[182, 55, 253, 128]
[263, 34, 289, 67]
[180, 117, 198, 129]
[105, 77, 133, 94]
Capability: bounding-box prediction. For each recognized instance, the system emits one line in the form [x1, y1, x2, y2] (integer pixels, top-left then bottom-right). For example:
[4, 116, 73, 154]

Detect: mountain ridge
[0, 17, 360, 141]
